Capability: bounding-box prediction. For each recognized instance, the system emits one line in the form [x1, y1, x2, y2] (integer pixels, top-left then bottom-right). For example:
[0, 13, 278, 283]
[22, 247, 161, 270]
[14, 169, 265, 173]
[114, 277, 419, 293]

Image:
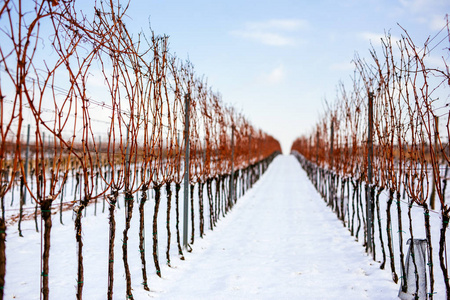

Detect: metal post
[430, 116, 439, 210]
[229, 125, 235, 206]
[309, 136, 312, 159]
[367, 91, 374, 255]
[330, 119, 334, 170]
[329, 119, 334, 206]
[248, 133, 252, 167]
[248, 133, 252, 189]
[125, 129, 130, 189]
[22, 124, 30, 205]
[183, 94, 190, 248]
[203, 139, 207, 168]
[316, 130, 319, 164]
[177, 131, 181, 177]
[98, 135, 101, 164]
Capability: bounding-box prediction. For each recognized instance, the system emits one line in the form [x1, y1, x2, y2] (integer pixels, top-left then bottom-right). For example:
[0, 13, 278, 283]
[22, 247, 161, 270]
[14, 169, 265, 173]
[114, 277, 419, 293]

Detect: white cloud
[246, 19, 309, 32]
[429, 15, 448, 31]
[330, 61, 354, 71]
[257, 65, 285, 84]
[231, 19, 309, 46]
[399, 0, 429, 13]
[413, 14, 448, 31]
[231, 30, 295, 46]
[397, 0, 448, 30]
[359, 31, 401, 46]
[424, 55, 446, 69]
[399, 0, 447, 14]
[267, 65, 284, 83]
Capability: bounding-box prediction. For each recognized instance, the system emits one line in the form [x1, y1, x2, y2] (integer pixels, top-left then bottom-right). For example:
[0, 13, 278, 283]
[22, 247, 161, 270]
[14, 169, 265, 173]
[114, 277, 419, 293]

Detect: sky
[1, 1, 448, 153]
[118, 0, 449, 153]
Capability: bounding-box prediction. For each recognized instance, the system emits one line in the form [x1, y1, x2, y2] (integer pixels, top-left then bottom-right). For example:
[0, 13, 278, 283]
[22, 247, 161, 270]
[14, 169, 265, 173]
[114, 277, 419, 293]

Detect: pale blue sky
[4, 0, 449, 152]
[120, 0, 450, 153]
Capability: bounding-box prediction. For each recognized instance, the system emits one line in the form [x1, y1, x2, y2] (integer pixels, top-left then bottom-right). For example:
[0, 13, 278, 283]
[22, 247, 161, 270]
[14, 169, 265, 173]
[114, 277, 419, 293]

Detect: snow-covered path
[4, 155, 400, 299]
[154, 155, 398, 299]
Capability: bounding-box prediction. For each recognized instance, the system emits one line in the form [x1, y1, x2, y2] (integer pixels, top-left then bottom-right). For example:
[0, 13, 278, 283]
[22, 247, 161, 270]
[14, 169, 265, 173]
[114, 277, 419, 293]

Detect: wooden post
[183, 94, 190, 249]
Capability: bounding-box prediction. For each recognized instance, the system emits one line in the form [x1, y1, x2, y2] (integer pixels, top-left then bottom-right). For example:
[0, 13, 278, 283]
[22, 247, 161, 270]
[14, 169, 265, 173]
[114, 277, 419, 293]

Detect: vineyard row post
[430, 115, 439, 210]
[330, 119, 334, 170]
[183, 94, 190, 249]
[125, 129, 130, 186]
[366, 91, 374, 255]
[248, 133, 252, 167]
[23, 124, 31, 205]
[329, 118, 334, 208]
[229, 125, 235, 206]
[316, 131, 319, 164]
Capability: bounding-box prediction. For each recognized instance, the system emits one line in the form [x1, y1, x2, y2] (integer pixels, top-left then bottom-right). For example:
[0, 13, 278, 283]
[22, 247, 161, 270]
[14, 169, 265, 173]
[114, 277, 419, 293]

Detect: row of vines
[291, 21, 450, 299]
[0, 1, 281, 299]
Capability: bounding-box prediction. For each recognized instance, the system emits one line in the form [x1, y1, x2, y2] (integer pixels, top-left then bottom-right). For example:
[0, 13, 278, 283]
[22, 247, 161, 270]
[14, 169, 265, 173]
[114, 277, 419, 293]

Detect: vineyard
[291, 21, 450, 299]
[0, 1, 281, 299]
[2, 0, 450, 300]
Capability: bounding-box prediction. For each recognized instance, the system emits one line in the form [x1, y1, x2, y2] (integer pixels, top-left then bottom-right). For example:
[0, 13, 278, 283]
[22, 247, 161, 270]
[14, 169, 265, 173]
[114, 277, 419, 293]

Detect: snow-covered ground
[5, 155, 399, 299]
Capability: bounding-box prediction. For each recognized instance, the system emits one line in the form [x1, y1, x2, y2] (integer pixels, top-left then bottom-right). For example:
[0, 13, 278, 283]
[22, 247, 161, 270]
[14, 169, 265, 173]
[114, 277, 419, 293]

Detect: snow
[5, 155, 399, 299]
